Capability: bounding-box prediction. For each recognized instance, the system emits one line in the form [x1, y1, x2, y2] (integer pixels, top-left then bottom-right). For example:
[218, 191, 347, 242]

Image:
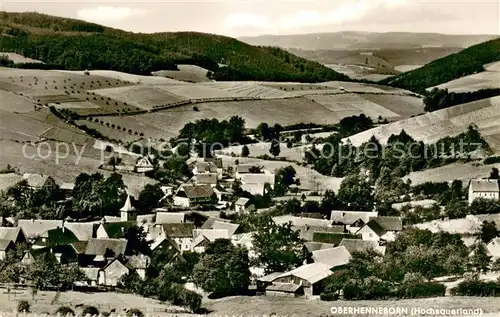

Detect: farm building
[173, 184, 216, 207]
[267, 262, 333, 297]
[194, 173, 218, 185]
[468, 179, 500, 205]
[18, 219, 64, 239]
[96, 221, 136, 239]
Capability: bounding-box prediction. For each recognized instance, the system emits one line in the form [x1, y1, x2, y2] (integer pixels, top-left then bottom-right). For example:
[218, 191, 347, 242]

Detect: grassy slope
[382, 38, 500, 92]
[0, 12, 350, 83]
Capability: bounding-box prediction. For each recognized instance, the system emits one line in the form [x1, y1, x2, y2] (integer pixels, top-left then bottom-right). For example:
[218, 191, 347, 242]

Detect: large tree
[192, 240, 250, 296]
[252, 216, 304, 274]
[337, 175, 374, 211]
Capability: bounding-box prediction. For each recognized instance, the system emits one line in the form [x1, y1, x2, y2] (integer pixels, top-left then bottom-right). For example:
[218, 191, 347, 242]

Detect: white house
[486, 237, 500, 260]
[468, 179, 500, 205]
[235, 165, 275, 196]
[135, 156, 154, 173]
[235, 197, 254, 213]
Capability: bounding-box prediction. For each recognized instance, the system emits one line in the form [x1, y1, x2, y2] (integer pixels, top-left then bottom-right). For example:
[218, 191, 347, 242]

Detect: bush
[484, 156, 500, 164]
[397, 282, 446, 299]
[82, 306, 99, 316]
[17, 300, 30, 313]
[126, 308, 144, 317]
[451, 280, 500, 296]
[319, 293, 338, 301]
[56, 306, 75, 316]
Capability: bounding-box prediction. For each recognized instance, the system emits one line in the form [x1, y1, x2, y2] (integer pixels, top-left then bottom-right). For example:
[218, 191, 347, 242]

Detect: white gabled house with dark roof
[468, 179, 500, 205]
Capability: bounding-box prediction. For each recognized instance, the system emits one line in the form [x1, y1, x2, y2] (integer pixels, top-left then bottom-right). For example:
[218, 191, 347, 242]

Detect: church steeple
[120, 194, 136, 221]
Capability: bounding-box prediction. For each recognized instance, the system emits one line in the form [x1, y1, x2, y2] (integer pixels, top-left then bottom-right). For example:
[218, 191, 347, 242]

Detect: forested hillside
[382, 38, 500, 92]
[0, 12, 350, 82]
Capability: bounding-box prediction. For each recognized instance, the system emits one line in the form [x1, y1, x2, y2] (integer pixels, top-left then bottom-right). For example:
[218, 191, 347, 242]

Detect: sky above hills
[3, 0, 500, 36]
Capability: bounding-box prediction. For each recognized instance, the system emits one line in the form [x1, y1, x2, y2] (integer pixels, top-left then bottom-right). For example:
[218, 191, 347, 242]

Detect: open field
[217, 142, 308, 162]
[432, 61, 500, 93]
[0, 288, 185, 316]
[90, 85, 187, 110]
[403, 162, 500, 185]
[0, 90, 36, 113]
[205, 296, 500, 316]
[59, 70, 185, 85]
[345, 96, 500, 151]
[153, 65, 211, 83]
[0, 52, 43, 64]
[395, 65, 423, 72]
[325, 64, 394, 81]
[155, 83, 244, 99]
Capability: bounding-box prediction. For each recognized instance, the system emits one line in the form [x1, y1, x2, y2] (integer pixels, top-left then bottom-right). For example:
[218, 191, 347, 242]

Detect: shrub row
[451, 280, 500, 297]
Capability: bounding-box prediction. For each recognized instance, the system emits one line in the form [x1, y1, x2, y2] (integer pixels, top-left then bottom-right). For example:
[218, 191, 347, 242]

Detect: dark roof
[300, 225, 345, 241]
[372, 216, 403, 232]
[266, 283, 302, 293]
[162, 223, 196, 238]
[303, 242, 335, 253]
[181, 185, 214, 199]
[312, 232, 361, 245]
[101, 221, 136, 239]
[85, 238, 128, 256]
[365, 220, 387, 237]
[36, 227, 79, 247]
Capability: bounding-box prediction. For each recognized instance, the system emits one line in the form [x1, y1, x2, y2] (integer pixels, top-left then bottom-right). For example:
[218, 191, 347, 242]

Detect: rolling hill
[239, 32, 497, 50]
[0, 12, 349, 83]
[382, 38, 500, 92]
[344, 96, 500, 152]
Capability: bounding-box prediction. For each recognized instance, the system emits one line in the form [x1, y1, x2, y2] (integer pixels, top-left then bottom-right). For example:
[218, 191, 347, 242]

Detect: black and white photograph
[0, 0, 499, 316]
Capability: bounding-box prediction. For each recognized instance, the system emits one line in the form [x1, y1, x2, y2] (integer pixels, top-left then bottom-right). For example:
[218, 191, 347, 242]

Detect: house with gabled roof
[18, 219, 64, 239]
[98, 256, 130, 286]
[486, 237, 500, 260]
[135, 156, 154, 173]
[0, 227, 26, 244]
[268, 262, 333, 297]
[312, 232, 361, 245]
[32, 227, 79, 249]
[173, 184, 216, 208]
[201, 218, 240, 238]
[160, 223, 196, 251]
[22, 173, 57, 190]
[330, 211, 379, 233]
[0, 239, 15, 260]
[469, 179, 500, 205]
[84, 238, 129, 265]
[63, 222, 97, 241]
[356, 217, 403, 242]
[191, 229, 230, 253]
[235, 197, 254, 213]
